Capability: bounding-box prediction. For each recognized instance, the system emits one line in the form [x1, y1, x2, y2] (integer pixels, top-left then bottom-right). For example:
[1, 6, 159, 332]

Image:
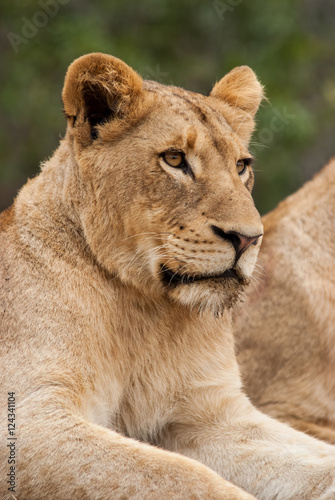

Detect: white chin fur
[167, 278, 248, 315]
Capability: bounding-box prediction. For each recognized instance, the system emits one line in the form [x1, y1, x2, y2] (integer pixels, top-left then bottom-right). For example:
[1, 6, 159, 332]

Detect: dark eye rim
[159, 150, 195, 180]
[237, 157, 254, 176]
[160, 150, 186, 169]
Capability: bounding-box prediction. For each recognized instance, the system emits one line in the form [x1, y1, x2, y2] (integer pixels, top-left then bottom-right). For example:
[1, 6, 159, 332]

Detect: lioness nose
[211, 225, 261, 260]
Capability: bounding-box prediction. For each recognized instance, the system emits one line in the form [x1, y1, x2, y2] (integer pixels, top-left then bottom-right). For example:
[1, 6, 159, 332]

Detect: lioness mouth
[160, 264, 241, 287]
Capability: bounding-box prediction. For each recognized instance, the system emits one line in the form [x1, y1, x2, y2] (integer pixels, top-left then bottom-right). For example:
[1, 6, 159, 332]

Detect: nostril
[211, 225, 261, 259]
[211, 225, 240, 252]
[211, 225, 228, 241]
[226, 232, 241, 254]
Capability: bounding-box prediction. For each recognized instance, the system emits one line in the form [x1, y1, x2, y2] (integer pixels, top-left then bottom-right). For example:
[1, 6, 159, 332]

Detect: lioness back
[235, 157, 335, 444]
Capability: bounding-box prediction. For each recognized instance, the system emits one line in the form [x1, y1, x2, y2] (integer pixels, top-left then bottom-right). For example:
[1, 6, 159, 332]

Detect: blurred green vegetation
[1, 0, 335, 214]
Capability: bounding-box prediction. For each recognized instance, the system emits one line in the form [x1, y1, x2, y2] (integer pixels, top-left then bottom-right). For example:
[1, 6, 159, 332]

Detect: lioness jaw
[1, 53, 335, 500]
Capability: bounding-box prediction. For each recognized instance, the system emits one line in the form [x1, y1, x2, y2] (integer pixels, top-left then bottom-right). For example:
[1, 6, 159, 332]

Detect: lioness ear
[62, 52, 143, 141]
[210, 66, 264, 144]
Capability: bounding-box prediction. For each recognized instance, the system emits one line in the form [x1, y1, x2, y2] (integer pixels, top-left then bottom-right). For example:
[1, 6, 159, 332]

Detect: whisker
[121, 232, 172, 243]
[125, 244, 170, 276]
[136, 246, 171, 277]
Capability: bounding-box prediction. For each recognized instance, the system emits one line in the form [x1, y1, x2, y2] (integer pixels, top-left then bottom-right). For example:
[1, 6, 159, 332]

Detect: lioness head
[62, 53, 264, 313]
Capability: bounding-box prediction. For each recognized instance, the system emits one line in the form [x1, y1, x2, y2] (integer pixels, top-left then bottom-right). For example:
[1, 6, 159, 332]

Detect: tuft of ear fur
[210, 66, 264, 144]
[62, 52, 143, 141]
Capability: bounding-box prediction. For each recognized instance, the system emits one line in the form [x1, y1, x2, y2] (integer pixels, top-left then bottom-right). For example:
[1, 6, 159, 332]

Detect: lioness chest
[78, 285, 236, 440]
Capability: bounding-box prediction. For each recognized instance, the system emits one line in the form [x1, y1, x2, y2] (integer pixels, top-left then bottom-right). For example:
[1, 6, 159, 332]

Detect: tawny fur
[235, 157, 335, 445]
[1, 53, 335, 500]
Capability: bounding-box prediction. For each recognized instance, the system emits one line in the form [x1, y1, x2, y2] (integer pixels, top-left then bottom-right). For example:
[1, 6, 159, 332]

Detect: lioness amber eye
[162, 151, 184, 168]
[236, 160, 247, 176]
[237, 158, 253, 176]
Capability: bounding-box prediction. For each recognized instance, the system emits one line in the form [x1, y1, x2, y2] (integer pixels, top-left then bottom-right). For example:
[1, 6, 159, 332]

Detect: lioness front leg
[162, 388, 335, 500]
[4, 392, 255, 500]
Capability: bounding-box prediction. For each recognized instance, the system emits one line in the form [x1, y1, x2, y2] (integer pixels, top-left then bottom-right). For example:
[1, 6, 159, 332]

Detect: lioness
[1, 53, 335, 500]
[235, 157, 335, 445]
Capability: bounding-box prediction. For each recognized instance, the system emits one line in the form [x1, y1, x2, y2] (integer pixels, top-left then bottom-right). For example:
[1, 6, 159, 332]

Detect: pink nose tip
[211, 225, 262, 260]
[234, 232, 261, 255]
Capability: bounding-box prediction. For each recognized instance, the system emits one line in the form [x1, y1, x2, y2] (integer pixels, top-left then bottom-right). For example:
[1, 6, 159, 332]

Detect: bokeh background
[1, 0, 334, 214]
